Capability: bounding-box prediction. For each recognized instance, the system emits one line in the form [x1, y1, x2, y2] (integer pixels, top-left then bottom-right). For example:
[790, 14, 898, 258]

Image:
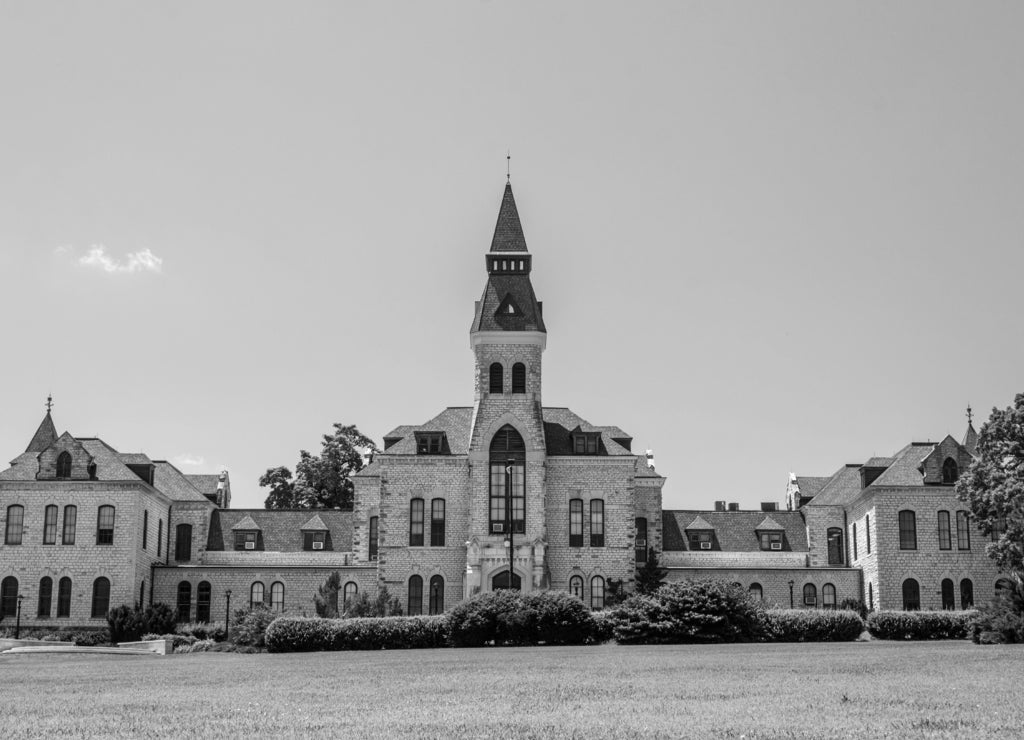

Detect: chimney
[714, 500, 727, 512]
[645, 449, 655, 468]
[728, 502, 740, 512]
[760, 502, 777, 512]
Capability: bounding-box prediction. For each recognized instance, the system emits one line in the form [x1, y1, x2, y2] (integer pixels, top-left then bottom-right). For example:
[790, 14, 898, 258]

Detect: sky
[2, 1, 1022, 511]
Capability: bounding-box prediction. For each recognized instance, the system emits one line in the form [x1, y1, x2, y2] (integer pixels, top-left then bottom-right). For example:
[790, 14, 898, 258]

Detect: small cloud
[54, 245, 73, 256]
[78, 244, 163, 274]
[174, 454, 205, 467]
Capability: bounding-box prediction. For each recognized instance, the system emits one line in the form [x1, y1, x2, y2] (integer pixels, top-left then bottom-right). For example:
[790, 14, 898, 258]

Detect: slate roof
[756, 516, 784, 531]
[231, 515, 261, 531]
[377, 407, 474, 456]
[794, 476, 830, 499]
[805, 464, 863, 507]
[634, 455, 662, 478]
[206, 509, 353, 552]
[0, 452, 39, 480]
[299, 513, 329, 531]
[870, 443, 935, 487]
[26, 412, 58, 453]
[963, 422, 979, 455]
[118, 453, 153, 465]
[490, 181, 528, 252]
[542, 408, 634, 457]
[663, 510, 809, 552]
[685, 515, 714, 530]
[863, 457, 895, 468]
[187, 474, 223, 496]
[78, 439, 145, 481]
[151, 461, 213, 502]
[471, 274, 546, 333]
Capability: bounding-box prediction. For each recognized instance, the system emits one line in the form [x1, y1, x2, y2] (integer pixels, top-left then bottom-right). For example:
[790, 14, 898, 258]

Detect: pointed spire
[26, 397, 58, 453]
[963, 405, 979, 455]
[490, 181, 528, 253]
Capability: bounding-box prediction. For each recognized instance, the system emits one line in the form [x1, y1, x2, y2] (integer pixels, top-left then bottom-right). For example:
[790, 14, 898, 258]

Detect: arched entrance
[492, 570, 522, 591]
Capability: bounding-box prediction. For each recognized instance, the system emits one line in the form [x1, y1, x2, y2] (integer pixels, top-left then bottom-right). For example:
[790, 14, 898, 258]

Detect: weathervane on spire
[46, 394, 53, 413]
[966, 404, 973, 425]
[507, 150, 511, 181]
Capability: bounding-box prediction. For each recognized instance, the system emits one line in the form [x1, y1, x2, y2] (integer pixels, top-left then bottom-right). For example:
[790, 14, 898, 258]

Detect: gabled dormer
[300, 513, 333, 551]
[415, 431, 450, 455]
[232, 515, 263, 551]
[919, 435, 973, 485]
[37, 433, 95, 481]
[569, 427, 603, 456]
[685, 515, 716, 550]
[755, 515, 786, 551]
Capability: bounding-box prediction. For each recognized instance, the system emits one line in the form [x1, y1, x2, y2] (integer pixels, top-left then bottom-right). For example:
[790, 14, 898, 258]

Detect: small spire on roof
[966, 404, 973, 424]
[963, 404, 979, 456]
[506, 149, 511, 181]
[46, 394, 53, 413]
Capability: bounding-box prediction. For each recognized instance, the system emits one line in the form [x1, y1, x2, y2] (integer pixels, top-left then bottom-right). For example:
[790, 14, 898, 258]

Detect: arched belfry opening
[489, 425, 525, 535]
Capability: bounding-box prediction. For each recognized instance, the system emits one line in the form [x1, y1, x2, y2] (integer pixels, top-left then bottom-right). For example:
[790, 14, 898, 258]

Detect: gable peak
[490, 181, 528, 253]
[26, 410, 58, 454]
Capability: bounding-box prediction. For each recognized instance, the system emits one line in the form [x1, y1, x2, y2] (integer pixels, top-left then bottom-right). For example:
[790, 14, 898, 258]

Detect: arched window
[142, 510, 149, 550]
[5, 505, 24, 545]
[429, 575, 444, 615]
[590, 500, 605, 547]
[250, 581, 265, 609]
[898, 510, 917, 550]
[826, 528, 844, 564]
[960, 578, 974, 609]
[408, 575, 423, 616]
[569, 499, 583, 547]
[489, 425, 525, 534]
[956, 511, 971, 550]
[57, 577, 72, 618]
[942, 457, 959, 484]
[38, 577, 53, 618]
[937, 511, 951, 550]
[492, 570, 521, 591]
[96, 505, 115, 545]
[822, 583, 837, 609]
[941, 579, 955, 610]
[430, 498, 445, 546]
[43, 505, 58, 545]
[569, 575, 584, 599]
[511, 362, 526, 393]
[748, 583, 763, 602]
[1, 576, 19, 617]
[196, 581, 212, 622]
[803, 583, 817, 607]
[270, 582, 285, 613]
[409, 498, 424, 546]
[177, 581, 192, 622]
[489, 362, 504, 394]
[62, 505, 77, 545]
[591, 576, 605, 610]
[368, 516, 379, 561]
[175, 523, 193, 562]
[56, 451, 72, 478]
[902, 578, 920, 611]
[343, 582, 358, 610]
[91, 577, 110, 619]
[868, 582, 874, 611]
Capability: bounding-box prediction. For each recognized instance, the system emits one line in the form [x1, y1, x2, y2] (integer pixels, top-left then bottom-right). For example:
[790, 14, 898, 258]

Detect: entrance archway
[492, 571, 522, 591]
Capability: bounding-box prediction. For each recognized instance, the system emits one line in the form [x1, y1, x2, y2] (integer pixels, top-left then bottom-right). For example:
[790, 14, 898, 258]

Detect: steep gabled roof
[685, 515, 714, 530]
[231, 515, 261, 531]
[963, 422, 979, 456]
[490, 181, 528, 252]
[26, 411, 58, 453]
[471, 275, 546, 333]
[151, 461, 214, 502]
[870, 443, 936, 487]
[78, 439, 144, 481]
[186, 474, 223, 496]
[299, 513, 329, 531]
[541, 408, 633, 457]
[755, 515, 784, 531]
[805, 464, 863, 507]
[376, 407, 474, 456]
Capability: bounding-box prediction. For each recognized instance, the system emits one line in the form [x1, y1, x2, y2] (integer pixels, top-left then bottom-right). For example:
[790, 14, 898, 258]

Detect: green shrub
[838, 598, 868, 621]
[176, 622, 227, 641]
[449, 589, 525, 647]
[344, 586, 403, 618]
[231, 604, 277, 648]
[607, 580, 764, 644]
[589, 610, 615, 644]
[265, 615, 450, 653]
[142, 632, 198, 650]
[521, 591, 598, 646]
[175, 638, 217, 654]
[761, 609, 864, 642]
[106, 603, 177, 643]
[72, 629, 112, 647]
[867, 610, 975, 640]
[969, 577, 1024, 644]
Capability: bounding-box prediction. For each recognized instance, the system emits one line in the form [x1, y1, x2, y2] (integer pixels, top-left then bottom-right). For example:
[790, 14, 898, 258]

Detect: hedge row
[867, 610, 975, 640]
[266, 615, 450, 653]
[761, 609, 864, 642]
[448, 590, 600, 647]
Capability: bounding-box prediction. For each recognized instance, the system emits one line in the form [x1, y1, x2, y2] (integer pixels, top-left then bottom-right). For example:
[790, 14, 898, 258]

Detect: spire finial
[966, 404, 973, 425]
[46, 394, 53, 413]
[506, 150, 511, 181]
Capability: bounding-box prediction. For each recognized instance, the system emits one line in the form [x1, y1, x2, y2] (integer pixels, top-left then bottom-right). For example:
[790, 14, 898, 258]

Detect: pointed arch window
[941, 579, 955, 610]
[942, 457, 959, 484]
[429, 575, 444, 615]
[960, 578, 974, 609]
[250, 581, 265, 609]
[177, 581, 192, 622]
[902, 578, 920, 611]
[748, 583, 763, 602]
[91, 577, 110, 619]
[1, 576, 19, 617]
[196, 581, 212, 622]
[408, 575, 423, 616]
[822, 583, 837, 609]
[569, 575, 583, 599]
[5, 505, 24, 545]
[270, 582, 285, 612]
[511, 363, 526, 394]
[38, 576, 53, 617]
[803, 583, 817, 607]
[489, 425, 525, 535]
[57, 577, 72, 618]
[590, 576, 605, 610]
[56, 451, 72, 478]
[489, 363, 504, 394]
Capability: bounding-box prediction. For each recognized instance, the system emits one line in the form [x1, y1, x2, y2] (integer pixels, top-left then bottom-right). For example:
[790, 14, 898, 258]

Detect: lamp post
[224, 589, 232, 640]
[788, 580, 794, 609]
[15, 594, 24, 639]
[505, 458, 515, 590]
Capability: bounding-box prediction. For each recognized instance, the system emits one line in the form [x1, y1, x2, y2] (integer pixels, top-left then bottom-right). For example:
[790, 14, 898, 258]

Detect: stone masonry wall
[665, 567, 862, 609]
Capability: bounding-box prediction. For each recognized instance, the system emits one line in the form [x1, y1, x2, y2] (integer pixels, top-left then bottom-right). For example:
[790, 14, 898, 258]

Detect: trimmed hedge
[265, 615, 450, 653]
[867, 610, 975, 640]
[447, 590, 601, 647]
[761, 609, 864, 642]
[176, 622, 227, 642]
[107, 603, 177, 643]
[231, 605, 277, 648]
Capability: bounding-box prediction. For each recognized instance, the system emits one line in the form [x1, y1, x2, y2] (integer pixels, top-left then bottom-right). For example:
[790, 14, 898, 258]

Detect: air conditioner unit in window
[312, 541, 324, 550]
[700, 542, 712, 550]
[770, 542, 782, 550]
[635, 539, 646, 548]
[244, 541, 255, 550]
[491, 523, 504, 533]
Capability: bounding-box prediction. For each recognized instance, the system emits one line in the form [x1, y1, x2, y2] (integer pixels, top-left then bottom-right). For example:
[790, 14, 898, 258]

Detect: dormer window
[688, 531, 713, 550]
[235, 531, 258, 550]
[759, 531, 783, 550]
[303, 531, 327, 551]
[942, 457, 959, 484]
[415, 432, 447, 455]
[573, 433, 600, 455]
[56, 451, 72, 478]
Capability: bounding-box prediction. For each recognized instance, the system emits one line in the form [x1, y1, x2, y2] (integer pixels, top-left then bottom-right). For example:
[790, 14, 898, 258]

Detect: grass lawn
[2, 641, 1023, 739]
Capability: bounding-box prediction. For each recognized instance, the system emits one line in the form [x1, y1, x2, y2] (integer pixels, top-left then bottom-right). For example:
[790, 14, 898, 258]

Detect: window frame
[826, 528, 844, 564]
[91, 577, 110, 619]
[408, 575, 423, 616]
[590, 499, 604, 548]
[270, 581, 285, 613]
[430, 498, 445, 547]
[142, 510, 148, 550]
[343, 582, 358, 611]
[177, 523, 194, 560]
[748, 582, 763, 602]
[428, 575, 444, 615]
[57, 577, 72, 618]
[569, 499, 583, 548]
[62, 505, 77, 545]
[511, 362, 526, 393]
[250, 581, 265, 609]
[960, 578, 974, 609]
[489, 426, 526, 535]
[803, 583, 817, 607]
[196, 581, 212, 623]
[96, 505, 115, 546]
[5, 504, 24, 545]
[302, 531, 327, 551]
[902, 578, 921, 611]
[941, 457, 959, 484]
[1, 576, 19, 617]
[38, 576, 53, 618]
[569, 575, 584, 600]
[687, 530, 713, 550]
[822, 583, 837, 609]
[937, 510, 951, 550]
[898, 510, 917, 550]
[759, 531, 783, 551]
[866, 514, 871, 554]
[234, 530, 258, 551]
[368, 515, 379, 561]
[489, 362, 504, 394]
[43, 505, 58, 545]
[635, 517, 648, 563]
[941, 578, 955, 610]
[56, 451, 72, 478]
[852, 522, 858, 560]
[590, 576, 605, 611]
[157, 518, 163, 556]
[409, 498, 424, 547]
[177, 581, 192, 622]
[956, 510, 971, 550]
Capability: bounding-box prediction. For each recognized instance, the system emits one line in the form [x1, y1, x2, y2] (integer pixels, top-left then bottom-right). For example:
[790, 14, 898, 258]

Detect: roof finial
[46, 394, 53, 413]
[506, 149, 511, 181]
[966, 404, 973, 425]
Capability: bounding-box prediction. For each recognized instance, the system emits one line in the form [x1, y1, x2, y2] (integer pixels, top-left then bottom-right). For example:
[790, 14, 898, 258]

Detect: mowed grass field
[2, 641, 1023, 739]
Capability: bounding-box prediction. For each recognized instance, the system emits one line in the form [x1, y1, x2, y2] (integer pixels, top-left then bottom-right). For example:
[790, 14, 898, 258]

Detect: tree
[956, 393, 1024, 573]
[261, 423, 380, 510]
[314, 572, 341, 618]
[635, 550, 669, 595]
[604, 578, 627, 607]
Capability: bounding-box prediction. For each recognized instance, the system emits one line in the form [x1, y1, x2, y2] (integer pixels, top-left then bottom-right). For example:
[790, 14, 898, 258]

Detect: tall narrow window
[822, 583, 836, 609]
[590, 576, 605, 610]
[635, 517, 648, 563]
[569, 575, 583, 599]
[250, 581, 265, 609]
[96, 505, 115, 545]
[408, 575, 423, 616]
[803, 583, 817, 607]
[157, 518, 163, 556]
[57, 577, 72, 618]
[866, 514, 871, 554]
[91, 577, 110, 618]
[175, 523, 193, 561]
[511, 362, 526, 393]
[409, 498, 424, 546]
[898, 510, 916, 550]
[1, 577, 18, 617]
[749, 583, 763, 602]
[38, 576, 53, 617]
[826, 528, 843, 564]
[368, 516, 379, 560]
[430, 498, 445, 547]
[590, 500, 605, 547]
[956, 511, 971, 550]
[429, 575, 444, 615]
[5, 505, 24, 545]
[270, 582, 285, 612]
[942, 457, 959, 484]
[343, 582, 358, 610]
[56, 451, 72, 478]
[177, 582, 192, 622]
[569, 499, 583, 547]
[941, 579, 955, 610]
[902, 578, 920, 611]
[868, 582, 874, 611]
[489, 363, 504, 394]
[196, 581, 211, 622]
[937, 511, 951, 550]
[960, 578, 974, 609]
[41, 505, 58, 545]
[489, 425, 525, 534]
[62, 505, 77, 545]
[139, 580, 146, 608]
[852, 522, 858, 560]
[142, 510, 149, 550]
